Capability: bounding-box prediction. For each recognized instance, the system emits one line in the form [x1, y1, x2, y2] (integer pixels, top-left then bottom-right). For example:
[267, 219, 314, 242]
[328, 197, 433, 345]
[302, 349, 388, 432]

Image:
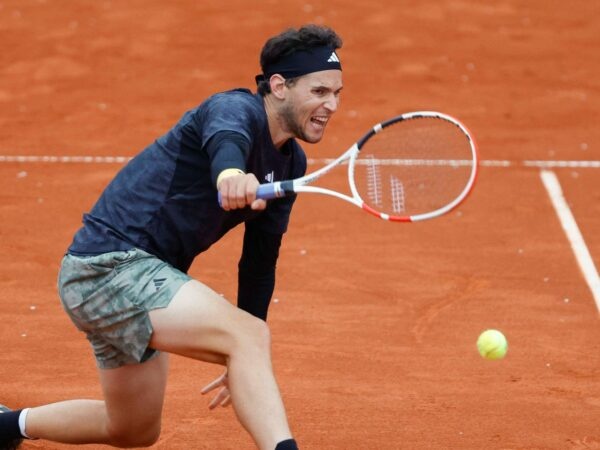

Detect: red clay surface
[1, 1, 599, 449]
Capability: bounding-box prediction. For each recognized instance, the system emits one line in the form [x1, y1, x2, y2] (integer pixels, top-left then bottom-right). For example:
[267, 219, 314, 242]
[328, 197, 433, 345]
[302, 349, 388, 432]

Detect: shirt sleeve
[204, 131, 251, 186]
[199, 90, 257, 146]
[237, 223, 283, 321]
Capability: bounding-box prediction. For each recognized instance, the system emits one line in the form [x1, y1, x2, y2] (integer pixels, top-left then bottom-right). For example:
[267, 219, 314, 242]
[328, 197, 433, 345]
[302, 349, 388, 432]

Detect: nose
[324, 93, 339, 113]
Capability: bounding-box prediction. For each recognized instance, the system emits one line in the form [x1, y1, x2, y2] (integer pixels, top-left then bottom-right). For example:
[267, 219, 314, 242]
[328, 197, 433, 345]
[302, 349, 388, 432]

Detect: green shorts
[58, 248, 191, 370]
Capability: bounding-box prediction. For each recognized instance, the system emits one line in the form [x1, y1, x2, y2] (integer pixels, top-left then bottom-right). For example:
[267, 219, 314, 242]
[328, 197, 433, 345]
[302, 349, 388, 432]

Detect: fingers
[207, 387, 231, 410]
[200, 378, 221, 395]
[201, 371, 227, 394]
[220, 395, 232, 408]
[201, 372, 231, 409]
[251, 199, 267, 210]
[219, 174, 265, 211]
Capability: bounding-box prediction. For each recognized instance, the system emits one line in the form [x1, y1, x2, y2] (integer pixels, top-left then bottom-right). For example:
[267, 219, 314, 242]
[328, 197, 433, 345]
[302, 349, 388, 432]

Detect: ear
[269, 74, 287, 100]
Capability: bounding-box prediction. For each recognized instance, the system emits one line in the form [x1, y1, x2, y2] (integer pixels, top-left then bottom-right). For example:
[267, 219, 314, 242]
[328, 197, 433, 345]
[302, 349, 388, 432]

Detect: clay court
[1, 0, 599, 448]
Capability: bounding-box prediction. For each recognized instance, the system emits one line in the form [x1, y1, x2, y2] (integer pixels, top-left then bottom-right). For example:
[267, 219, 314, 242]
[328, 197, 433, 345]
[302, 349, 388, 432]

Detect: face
[279, 70, 343, 144]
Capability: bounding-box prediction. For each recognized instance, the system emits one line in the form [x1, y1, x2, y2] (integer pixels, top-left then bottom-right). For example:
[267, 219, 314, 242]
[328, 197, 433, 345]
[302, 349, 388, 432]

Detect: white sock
[18, 408, 35, 439]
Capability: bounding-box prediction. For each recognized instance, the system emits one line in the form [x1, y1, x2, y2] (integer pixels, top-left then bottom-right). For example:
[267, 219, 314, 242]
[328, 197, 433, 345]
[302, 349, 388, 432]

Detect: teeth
[312, 117, 327, 125]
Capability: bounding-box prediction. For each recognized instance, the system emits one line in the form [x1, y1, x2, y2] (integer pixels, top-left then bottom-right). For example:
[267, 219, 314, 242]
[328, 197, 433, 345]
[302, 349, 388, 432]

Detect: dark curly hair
[256, 24, 343, 96]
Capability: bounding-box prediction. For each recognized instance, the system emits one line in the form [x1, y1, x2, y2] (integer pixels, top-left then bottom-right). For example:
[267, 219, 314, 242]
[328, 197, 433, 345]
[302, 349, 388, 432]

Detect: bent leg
[99, 352, 169, 447]
[149, 280, 292, 450]
[25, 353, 169, 447]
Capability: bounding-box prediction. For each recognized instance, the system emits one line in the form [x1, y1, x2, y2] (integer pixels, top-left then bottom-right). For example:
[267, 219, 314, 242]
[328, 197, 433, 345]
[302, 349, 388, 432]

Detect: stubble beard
[280, 101, 317, 143]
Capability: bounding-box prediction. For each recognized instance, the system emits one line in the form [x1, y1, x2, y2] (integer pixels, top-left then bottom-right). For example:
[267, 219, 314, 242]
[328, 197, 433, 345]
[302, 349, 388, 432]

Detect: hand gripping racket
[257, 111, 478, 222]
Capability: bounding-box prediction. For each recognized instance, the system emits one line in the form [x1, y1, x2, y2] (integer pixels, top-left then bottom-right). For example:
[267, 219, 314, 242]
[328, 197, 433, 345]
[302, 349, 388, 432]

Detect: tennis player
[0, 24, 343, 450]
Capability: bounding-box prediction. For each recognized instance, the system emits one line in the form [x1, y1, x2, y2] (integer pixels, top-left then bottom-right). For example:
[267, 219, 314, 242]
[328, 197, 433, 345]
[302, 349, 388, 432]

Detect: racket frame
[256, 111, 479, 222]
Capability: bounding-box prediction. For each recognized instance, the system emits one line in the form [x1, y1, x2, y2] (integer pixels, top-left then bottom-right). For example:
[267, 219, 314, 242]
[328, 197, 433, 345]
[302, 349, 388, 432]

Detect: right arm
[205, 131, 266, 211]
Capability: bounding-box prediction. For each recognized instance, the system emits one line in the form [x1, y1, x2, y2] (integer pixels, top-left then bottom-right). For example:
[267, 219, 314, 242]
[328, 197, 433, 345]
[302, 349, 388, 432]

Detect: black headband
[255, 45, 342, 85]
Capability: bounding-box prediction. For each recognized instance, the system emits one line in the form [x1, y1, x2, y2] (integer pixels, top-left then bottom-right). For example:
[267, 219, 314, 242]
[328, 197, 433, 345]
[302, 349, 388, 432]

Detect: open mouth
[310, 116, 328, 128]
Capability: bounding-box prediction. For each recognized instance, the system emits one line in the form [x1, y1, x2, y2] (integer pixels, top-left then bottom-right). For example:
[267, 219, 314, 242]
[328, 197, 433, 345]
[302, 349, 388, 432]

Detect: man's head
[258, 24, 343, 144]
[256, 24, 343, 96]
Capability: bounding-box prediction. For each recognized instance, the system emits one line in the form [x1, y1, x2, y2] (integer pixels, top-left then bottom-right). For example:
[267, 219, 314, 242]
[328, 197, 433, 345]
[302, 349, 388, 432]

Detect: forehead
[298, 70, 343, 89]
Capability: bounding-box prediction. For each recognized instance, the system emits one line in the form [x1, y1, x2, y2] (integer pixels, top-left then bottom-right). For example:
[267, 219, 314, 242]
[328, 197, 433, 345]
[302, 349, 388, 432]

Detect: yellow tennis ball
[477, 329, 508, 360]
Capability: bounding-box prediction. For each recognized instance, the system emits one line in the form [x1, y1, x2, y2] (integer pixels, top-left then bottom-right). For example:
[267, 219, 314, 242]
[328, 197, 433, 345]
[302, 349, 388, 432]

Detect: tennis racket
[257, 111, 478, 222]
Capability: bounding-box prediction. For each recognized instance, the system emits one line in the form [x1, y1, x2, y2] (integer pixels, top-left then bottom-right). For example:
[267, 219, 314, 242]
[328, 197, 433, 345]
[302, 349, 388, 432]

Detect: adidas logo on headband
[327, 52, 340, 63]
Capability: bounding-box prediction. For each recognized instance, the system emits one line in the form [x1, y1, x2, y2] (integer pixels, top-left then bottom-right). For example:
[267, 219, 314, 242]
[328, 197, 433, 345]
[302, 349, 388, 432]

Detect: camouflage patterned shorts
[58, 248, 191, 369]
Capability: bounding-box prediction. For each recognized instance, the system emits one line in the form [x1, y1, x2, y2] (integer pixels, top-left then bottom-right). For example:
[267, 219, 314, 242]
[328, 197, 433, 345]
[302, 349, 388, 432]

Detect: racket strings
[353, 117, 475, 218]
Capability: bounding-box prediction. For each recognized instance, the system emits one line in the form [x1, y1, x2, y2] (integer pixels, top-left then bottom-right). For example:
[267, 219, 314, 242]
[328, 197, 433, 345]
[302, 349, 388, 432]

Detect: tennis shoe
[0, 404, 22, 450]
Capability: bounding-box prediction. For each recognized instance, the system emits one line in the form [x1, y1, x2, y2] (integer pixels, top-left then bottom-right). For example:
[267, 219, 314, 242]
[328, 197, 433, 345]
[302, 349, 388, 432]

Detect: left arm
[237, 224, 283, 321]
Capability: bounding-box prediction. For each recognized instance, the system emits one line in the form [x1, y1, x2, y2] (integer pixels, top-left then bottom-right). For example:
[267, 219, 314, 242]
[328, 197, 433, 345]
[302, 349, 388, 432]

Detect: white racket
[257, 111, 479, 222]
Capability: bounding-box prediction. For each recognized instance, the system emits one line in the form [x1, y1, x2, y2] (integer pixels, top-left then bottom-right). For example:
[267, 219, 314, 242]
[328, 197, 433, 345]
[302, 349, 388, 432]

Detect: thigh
[99, 352, 169, 435]
[149, 279, 266, 362]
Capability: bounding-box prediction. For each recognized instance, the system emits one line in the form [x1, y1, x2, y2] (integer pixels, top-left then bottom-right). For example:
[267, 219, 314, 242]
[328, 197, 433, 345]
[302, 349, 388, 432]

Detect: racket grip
[256, 182, 281, 200]
[217, 182, 283, 207]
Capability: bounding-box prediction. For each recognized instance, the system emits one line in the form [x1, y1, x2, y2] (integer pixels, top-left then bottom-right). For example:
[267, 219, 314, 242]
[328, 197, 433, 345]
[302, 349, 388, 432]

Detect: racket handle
[256, 183, 281, 200]
[217, 182, 285, 207]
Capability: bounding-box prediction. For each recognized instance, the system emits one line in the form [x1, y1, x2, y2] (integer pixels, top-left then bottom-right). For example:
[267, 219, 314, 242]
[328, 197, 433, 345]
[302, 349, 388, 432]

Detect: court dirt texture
[1, 1, 599, 449]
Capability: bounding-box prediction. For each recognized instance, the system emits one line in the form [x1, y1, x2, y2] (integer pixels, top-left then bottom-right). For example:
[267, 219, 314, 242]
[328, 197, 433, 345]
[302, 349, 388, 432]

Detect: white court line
[524, 160, 600, 168]
[305, 159, 599, 168]
[540, 170, 600, 312]
[0, 155, 599, 168]
[475, 159, 600, 168]
[0, 155, 131, 163]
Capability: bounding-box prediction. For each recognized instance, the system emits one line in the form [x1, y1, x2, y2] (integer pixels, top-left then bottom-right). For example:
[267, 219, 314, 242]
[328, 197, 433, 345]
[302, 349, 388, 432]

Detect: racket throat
[272, 180, 295, 198]
[279, 180, 295, 196]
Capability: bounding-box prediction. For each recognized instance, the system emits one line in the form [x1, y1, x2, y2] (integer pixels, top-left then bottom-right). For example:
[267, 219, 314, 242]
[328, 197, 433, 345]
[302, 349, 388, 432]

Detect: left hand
[200, 371, 232, 409]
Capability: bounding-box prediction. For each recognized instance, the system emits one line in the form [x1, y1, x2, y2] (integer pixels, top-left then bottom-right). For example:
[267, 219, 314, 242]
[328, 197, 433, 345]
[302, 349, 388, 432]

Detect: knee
[238, 314, 272, 352]
[107, 421, 161, 448]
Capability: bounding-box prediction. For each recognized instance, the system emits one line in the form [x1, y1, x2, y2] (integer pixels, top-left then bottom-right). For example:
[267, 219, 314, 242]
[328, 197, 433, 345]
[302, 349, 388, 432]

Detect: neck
[263, 94, 293, 149]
